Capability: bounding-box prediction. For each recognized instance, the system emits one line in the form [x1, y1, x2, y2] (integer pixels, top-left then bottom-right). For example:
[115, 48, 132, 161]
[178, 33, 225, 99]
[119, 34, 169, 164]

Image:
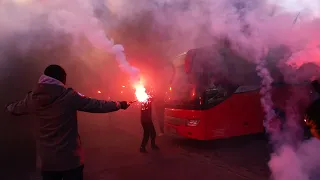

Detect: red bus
[164, 43, 316, 140]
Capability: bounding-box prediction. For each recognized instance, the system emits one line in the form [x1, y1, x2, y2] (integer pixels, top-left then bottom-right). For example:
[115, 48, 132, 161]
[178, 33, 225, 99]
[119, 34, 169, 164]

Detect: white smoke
[2, 0, 320, 180]
[104, 1, 320, 180]
[0, 0, 140, 82]
[270, 138, 320, 180]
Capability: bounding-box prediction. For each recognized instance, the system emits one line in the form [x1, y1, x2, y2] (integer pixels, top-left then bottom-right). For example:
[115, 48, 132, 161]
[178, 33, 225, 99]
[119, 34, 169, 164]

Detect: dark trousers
[141, 122, 156, 147]
[41, 165, 84, 180]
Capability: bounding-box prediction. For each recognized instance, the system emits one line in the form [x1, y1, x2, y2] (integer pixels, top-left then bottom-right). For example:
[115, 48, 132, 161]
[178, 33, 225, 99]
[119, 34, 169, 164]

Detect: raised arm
[70, 89, 130, 113]
[6, 91, 33, 116]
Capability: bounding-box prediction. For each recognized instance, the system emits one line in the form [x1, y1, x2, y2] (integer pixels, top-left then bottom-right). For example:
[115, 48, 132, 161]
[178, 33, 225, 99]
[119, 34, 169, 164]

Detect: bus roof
[172, 42, 320, 85]
[176, 52, 187, 57]
[172, 52, 187, 67]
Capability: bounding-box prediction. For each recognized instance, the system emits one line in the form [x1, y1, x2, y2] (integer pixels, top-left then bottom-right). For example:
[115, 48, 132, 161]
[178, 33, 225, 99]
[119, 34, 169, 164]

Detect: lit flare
[134, 83, 150, 102]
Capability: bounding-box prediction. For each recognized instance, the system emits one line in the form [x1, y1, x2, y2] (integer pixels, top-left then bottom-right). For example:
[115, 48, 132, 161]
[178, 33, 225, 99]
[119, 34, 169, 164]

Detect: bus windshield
[169, 53, 194, 101]
[166, 50, 228, 109]
[170, 47, 226, 98]
[171, 66, 192, 91]
[166, 44, 257, 109]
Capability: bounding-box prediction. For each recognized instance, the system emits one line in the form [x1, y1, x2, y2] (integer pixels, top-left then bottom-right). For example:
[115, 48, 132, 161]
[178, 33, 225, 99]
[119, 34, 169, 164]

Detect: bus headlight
[186, 119, 200, 127]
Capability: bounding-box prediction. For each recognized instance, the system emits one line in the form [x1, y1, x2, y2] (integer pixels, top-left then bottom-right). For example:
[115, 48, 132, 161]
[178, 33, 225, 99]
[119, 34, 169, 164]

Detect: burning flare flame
[134, 83, 150, 102]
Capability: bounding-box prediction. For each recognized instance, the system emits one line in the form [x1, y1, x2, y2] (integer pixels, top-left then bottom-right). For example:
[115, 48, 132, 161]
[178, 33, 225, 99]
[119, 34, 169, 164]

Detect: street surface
[6, 106, 270, 180]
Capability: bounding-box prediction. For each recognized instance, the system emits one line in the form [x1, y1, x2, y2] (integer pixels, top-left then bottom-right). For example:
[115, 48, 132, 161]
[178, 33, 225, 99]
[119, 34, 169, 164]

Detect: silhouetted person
[5, 64, 130, 180]
[140, 97, 159, 153]
[312, 80, 320, 99]
[305, 80, 320, 139]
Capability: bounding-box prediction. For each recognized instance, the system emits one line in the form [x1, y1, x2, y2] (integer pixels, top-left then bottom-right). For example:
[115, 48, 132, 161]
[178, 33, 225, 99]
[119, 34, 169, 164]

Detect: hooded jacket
[6, 75, 121, 171]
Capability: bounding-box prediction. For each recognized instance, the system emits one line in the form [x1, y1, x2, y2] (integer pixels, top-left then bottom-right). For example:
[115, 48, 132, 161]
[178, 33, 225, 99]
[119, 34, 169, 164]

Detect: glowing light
[134, 83, 150, 102]
[122, 85, 126, 88]
[169, 87, 172, 91]
[120, 91, 123, 94]
[97, 90, 101, 94]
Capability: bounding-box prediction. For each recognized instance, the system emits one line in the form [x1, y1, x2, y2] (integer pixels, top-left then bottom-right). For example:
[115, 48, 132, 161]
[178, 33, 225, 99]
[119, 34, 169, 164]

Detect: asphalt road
[4, 105, 271, 180]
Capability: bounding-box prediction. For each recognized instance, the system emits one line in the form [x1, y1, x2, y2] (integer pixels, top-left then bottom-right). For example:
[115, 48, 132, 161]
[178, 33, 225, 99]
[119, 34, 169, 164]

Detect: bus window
[171, 65, 192, 93]
[166, 52, 201, 109]
[166, 45, 242, 109]
[167, 47, 233, 109]
[171, 52, 189, 91]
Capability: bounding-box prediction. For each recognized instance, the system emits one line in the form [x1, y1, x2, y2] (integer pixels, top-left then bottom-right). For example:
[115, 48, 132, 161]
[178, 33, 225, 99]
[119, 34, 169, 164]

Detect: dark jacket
[6, 75, 121, 171]
[141, 98, 153, 123]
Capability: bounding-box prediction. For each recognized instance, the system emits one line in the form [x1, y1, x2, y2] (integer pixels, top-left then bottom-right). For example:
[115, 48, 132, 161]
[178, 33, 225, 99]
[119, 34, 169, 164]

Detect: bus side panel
[204, 96, 243, 139]
[228, 91, 265, 136]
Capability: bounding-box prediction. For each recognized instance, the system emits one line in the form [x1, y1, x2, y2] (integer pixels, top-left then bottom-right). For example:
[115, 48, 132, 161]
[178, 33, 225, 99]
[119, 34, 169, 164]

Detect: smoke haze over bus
[1, 0, 320, 179]
[103, 2, 320, 180]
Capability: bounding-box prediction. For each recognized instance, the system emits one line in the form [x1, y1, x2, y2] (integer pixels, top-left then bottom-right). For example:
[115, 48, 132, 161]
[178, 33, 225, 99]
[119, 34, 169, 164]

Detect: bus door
[231, 85, 264, 135]
[200, 78, 240, 138]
